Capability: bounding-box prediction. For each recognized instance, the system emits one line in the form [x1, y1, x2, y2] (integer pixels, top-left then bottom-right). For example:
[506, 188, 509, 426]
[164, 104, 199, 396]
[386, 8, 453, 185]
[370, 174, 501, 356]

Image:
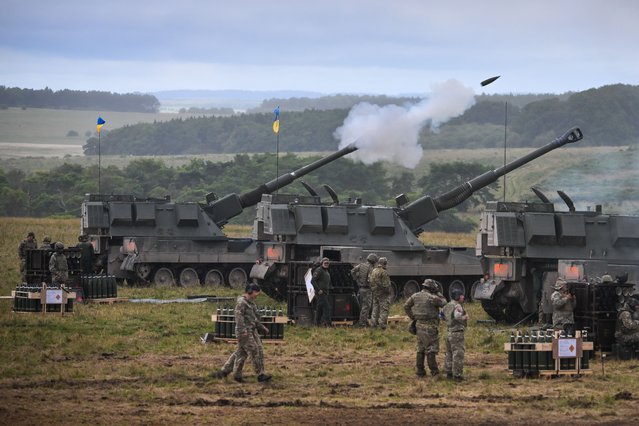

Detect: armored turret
[253, 128, 583, 307]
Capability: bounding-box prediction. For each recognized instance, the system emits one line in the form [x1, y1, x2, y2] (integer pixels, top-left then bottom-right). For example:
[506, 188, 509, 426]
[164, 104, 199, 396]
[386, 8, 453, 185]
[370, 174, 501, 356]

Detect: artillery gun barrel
[399, 127, 583, 234]
[238, 143, 358, 208]
[207, 143, 358, 226]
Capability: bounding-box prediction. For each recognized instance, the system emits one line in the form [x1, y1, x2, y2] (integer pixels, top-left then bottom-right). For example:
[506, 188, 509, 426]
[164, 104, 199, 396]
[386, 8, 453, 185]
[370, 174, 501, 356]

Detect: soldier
[77, 234, 95, 274]
[404, 279, 446, 377]
[615, 297, 639, 349]
[18, 231, 38, 282]
[370, 257, 392, 330]
[312, 257, 332, 327]
[443, 289, 469, 381]
[551, 278, 576, 336]
[351, 253, 378, 327]
[213, 283, 272, 382]
[40, 235, 53, 249]
[49, 242, 69, 286]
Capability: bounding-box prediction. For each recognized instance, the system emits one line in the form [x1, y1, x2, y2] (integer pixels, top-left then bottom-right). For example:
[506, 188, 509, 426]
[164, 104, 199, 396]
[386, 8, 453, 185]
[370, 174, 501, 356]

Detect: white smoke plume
[335, 79, 476, 168]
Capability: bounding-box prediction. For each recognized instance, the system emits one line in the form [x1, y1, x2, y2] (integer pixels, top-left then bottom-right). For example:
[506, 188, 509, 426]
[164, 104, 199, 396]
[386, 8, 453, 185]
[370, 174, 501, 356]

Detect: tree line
[83, 84, 639, 156]
[0, 154, 496, 232]
[0, 86, 160, 112]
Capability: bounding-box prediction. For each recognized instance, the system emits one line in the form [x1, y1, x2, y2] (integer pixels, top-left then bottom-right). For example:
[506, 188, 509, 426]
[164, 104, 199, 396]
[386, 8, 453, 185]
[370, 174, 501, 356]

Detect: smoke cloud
[335, 79, 476, 168]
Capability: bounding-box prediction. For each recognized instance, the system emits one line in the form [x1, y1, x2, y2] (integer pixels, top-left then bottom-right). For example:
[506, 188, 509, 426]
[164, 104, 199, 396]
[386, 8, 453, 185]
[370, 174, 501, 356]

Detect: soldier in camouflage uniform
[351, 253, 378, 327]
[213, 283, 272, 382]
[370, 257, 391, 330]
[77, 234, 95, 274]
[404, 279, 446, 377]
[18, 231, 37, 282]
[615, 297, 639, 348]
[443, 289, 469, 381]
[49, 242, 69, 286]
[312, 257, 332, 327]
[551, 278, 576, 336]
[40, 235, 53, 249]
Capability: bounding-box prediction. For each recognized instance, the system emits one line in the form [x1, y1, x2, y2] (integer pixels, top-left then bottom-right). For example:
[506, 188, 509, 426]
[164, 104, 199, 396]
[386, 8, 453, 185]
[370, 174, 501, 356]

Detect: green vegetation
[1, 217, 638, 424]
[85, 84, 639, 155]
[0, 85, 160, 112]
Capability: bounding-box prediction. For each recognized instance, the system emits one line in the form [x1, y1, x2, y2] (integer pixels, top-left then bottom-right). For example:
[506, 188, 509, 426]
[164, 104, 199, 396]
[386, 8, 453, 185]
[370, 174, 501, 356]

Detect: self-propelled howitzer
[252, 128, 583, 317]
[80, 144, 357, 288]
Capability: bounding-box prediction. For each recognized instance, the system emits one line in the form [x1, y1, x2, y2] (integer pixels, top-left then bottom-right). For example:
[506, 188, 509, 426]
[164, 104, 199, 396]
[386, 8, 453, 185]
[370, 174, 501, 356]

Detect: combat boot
[257, 374, 272, 382]
[446, 372, 453, 379]
[233, 376, 244, 383]
[427, 353, 439, 376]
[211, 370, 228, 379]
[416, 352, 426, 377]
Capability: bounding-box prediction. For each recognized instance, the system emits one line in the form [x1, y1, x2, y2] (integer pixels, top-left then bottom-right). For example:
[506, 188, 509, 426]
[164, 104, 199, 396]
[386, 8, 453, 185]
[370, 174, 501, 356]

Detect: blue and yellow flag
[272, 107, 280, 134]
[96, 117, 106, 134]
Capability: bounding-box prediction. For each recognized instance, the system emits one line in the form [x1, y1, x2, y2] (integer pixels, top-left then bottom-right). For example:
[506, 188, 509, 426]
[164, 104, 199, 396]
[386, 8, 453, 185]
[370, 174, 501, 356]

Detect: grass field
[1, 217, 639, 424]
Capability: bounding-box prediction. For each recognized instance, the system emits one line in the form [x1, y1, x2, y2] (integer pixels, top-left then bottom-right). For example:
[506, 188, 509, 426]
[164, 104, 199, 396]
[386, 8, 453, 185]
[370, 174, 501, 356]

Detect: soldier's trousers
[445, 330, 465, 377]
[221, 329, 264, 378]
[358, 287, 372, 326]
[371, 292, 390, 329]
[20, 259, 26, 282]
[315, 294, 332, 326]
[616, 333, 639, 346]
[416, 321, 440, 354]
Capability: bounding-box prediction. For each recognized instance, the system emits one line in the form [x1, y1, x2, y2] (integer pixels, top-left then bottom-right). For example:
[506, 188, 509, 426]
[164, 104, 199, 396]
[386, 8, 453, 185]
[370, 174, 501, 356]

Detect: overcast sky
[2, 0, 638, 96]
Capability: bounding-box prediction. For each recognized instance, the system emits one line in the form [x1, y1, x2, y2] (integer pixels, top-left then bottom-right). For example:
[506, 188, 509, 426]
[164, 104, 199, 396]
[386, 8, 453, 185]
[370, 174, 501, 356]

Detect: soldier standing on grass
[312, 257, 332, 327]
[551, 278, 576, 336]
[442, 289, 469, 381]
[213, 283, 272, 383]
[49, 242, 68, 286]
[351, 253, 378, 327]
[370, 257, 391, 330]
[404, 279, 446, 377]
[18, 231, 37, 282]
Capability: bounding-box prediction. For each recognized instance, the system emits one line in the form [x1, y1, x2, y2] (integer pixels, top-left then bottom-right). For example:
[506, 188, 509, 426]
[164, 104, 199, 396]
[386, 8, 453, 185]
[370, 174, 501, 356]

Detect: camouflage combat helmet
[553, 278, 568, 291]
[422, 279, 439, 293]
[377, 257, 388, 266]
[366, 253, 379, 264]
[54, 242, 64, 251]
[451, 289, 464, 301]
[601, 274, 613, 283]
[42, 235, 51, 243]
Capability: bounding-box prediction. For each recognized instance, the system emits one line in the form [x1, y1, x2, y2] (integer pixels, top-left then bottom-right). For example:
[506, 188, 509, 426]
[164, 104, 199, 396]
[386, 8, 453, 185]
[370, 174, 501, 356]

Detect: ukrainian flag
[272, 107, 280, 134]
[96, 117, 106, 134]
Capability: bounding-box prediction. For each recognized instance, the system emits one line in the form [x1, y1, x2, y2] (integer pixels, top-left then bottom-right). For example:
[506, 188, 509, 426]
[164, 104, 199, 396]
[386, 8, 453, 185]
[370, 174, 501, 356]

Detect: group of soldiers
[550, 275, 639, 351]
[18, 231, 96, 285]
[352, 254, 469, 380]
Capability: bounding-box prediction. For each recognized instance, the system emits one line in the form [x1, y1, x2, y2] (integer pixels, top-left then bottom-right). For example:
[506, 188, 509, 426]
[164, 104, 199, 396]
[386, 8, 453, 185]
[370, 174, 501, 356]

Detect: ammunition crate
[211, 306, 286, 340]
[12, 284, 75, 314]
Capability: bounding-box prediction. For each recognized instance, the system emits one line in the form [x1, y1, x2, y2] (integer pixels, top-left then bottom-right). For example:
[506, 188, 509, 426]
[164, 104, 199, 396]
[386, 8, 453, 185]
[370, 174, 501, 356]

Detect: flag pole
[273, 107, 280, 194]
[98, 130, 101, 194]
[96, 116, 105, 194]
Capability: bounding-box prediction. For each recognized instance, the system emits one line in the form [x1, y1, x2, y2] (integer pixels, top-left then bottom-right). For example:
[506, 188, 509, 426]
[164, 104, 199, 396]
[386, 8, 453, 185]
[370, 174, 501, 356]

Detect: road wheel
[179, 267, 199, 287]
[228, 267, 247, 289]
[204, 269, 224, 288]
[448, 279, 466, 300]
[153, 267, 175, 287]
[388, 281, 398, 303]
[135, 263, 152, 281]
[402, 279, 420, 299]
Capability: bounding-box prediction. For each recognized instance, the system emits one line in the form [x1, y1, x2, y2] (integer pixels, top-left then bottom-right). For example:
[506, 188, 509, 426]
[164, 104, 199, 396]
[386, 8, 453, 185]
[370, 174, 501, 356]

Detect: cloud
[334, 80, 476, 168]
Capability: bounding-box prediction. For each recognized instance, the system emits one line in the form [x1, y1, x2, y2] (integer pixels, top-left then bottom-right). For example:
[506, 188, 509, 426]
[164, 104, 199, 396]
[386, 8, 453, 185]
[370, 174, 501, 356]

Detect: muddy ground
[2, 340, 639, 425]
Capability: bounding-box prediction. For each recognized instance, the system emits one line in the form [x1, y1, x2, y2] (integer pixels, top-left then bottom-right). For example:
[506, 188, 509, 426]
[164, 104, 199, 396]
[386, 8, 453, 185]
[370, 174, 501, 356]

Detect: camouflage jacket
[351, 262, 373, 288]
[404, 290, 445, 321]
[551, 290, 575, 326]
[49, 252, 69, 283]
[234, 295, 261, 335]
[312, 267, 331, 294]
[442, 300, 467, 332]
[370, 266, 390, 296]
[617, 309, 639, 336]
[18, 239, 37, 260]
